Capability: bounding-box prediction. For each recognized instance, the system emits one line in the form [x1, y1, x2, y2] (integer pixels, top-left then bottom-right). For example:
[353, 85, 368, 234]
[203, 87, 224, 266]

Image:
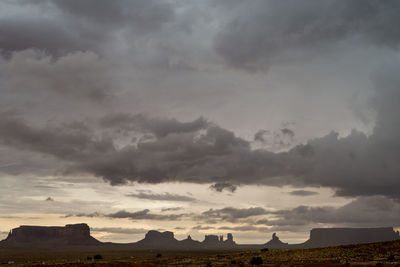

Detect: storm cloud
[1, 68, 400, 200]
[215, 0, 400, 70]
[261, 196, 400, 228]
[1, 0, 400, 243]
[0, 0, 174, 55]
[200, 207, 269, 223]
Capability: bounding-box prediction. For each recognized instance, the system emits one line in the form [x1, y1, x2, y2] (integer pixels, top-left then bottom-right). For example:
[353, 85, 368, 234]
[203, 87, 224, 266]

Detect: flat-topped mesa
[144, 230, 175, 241]
[135, 230, 179, 248]
[2, 223, 100, 247]
[303, 227, 400, 248]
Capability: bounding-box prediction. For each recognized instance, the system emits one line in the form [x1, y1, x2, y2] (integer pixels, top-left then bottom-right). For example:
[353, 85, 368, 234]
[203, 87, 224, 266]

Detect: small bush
[93, 254, 103, 260]
[388, 254, 395, 261]
[250, 256, 263, 266]
[156, 253, 162, 258]
[86, 256, 92, 261]
[261, 247, 269, 252]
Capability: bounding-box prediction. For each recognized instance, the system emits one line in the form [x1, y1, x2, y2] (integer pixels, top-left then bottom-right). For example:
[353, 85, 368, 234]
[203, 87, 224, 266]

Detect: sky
[0, 0, 400, 244]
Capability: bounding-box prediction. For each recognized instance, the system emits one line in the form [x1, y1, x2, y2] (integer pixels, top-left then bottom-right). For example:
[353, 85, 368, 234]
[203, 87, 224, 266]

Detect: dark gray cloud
[210, 182, 237, 193]
[1, 66, 400, 200]
[107, 209, 186, 221]
[50, 0, 174, 33]
[261, 196, 400, 227]
[161, 207, 183, 212]
[215, 0, 400, 70]
[0, 112, 114, 162]
[66, 209, 187, 221]
[99, 113, 208, 138]
[0, 17, 86, 56]
[0, 0, 174, 55]
[281, 128, 294, 138]
[254, 127, 295, 151]
[126, 192, 196, 202]
[288, 190, 319, 197]
[254, 130, 269, 143]
[200, 207, 268, 223]
[5, 50, 115, 102]
[0, 2, 399, 200]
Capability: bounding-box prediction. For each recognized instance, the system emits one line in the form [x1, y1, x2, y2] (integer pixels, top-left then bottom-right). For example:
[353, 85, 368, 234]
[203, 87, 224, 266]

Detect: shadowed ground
[1, 240, 400, 266]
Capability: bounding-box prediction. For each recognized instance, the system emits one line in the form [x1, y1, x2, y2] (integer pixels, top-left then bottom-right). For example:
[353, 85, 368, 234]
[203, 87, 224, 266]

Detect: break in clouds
[1, 0, 400, 240]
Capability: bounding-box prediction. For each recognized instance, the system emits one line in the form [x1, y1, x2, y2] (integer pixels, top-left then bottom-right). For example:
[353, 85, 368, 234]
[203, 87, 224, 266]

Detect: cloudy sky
[1, 0, 400, 244]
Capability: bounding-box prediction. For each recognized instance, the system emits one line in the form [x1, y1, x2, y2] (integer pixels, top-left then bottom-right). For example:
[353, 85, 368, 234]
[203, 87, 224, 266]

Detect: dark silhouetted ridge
[0, 223, 101, 248]
[134, 230, 179, 248]
[264, 233, 288, 249]
[299, 227, 400, 248]
[1, 224, 399, 250]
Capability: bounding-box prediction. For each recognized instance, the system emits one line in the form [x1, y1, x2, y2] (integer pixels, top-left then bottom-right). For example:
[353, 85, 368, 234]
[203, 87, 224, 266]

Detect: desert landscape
[1, 1, 400, 266]
[1, 239, 400, 266]
[1, 224, 399, 266]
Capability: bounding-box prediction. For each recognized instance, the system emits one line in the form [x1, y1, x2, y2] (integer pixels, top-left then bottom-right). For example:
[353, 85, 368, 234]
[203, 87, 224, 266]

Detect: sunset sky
[1, 0, 400, 244]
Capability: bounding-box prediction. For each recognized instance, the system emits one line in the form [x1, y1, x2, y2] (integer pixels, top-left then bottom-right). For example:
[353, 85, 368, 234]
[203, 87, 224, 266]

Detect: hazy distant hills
[0, 223, 399, 250]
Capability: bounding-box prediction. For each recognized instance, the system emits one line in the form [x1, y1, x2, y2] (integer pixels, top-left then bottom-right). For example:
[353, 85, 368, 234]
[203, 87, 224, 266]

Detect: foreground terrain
[1, 240, 400, 266]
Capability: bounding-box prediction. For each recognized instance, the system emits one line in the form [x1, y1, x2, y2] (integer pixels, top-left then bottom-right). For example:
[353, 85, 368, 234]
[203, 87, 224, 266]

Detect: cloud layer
[1, 0, 400, 242]
[1, 69, 400, 199]
[215, 0, 400, 70]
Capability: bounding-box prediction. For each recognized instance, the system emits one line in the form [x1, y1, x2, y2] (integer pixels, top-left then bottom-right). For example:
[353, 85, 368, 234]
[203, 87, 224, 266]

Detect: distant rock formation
[225, 233, 235, 246]
[132, 231, 237, 249]
[264, 233, 289, 249]
[0, 223, 101, 247]
[134, 230, 179, 248]
[180, 235, 201, 248]
[299, 227, 400, 248]
[202, 233, 236, 249]
[1, 223, 399, 250]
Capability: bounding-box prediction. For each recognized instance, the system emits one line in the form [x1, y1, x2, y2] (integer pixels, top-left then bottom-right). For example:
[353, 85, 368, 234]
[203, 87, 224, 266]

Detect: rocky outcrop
[180, 235, 202, 249]
[1, 223, 399, 250]
[132, 231, 237, 249]
[264, 233, 289, 249]
[299, 227, 400, 248]
[0, 223, 101, 247]
[225, 233, 236, 246]
[134, 230, 180, 248]
[202, 233, 236, 249]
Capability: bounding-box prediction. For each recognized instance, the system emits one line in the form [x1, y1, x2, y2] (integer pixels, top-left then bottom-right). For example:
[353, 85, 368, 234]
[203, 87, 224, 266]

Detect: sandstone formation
[0, 223, 101, 247]
[264, 233, 289, 249]
[202, 233, 236, 248]
[132, 231, 236, 249]
[1, 223, 399, 250]
[180, 235, 202, 248]
[134, 230, 179, 248]
[300, 227, 400, 248]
